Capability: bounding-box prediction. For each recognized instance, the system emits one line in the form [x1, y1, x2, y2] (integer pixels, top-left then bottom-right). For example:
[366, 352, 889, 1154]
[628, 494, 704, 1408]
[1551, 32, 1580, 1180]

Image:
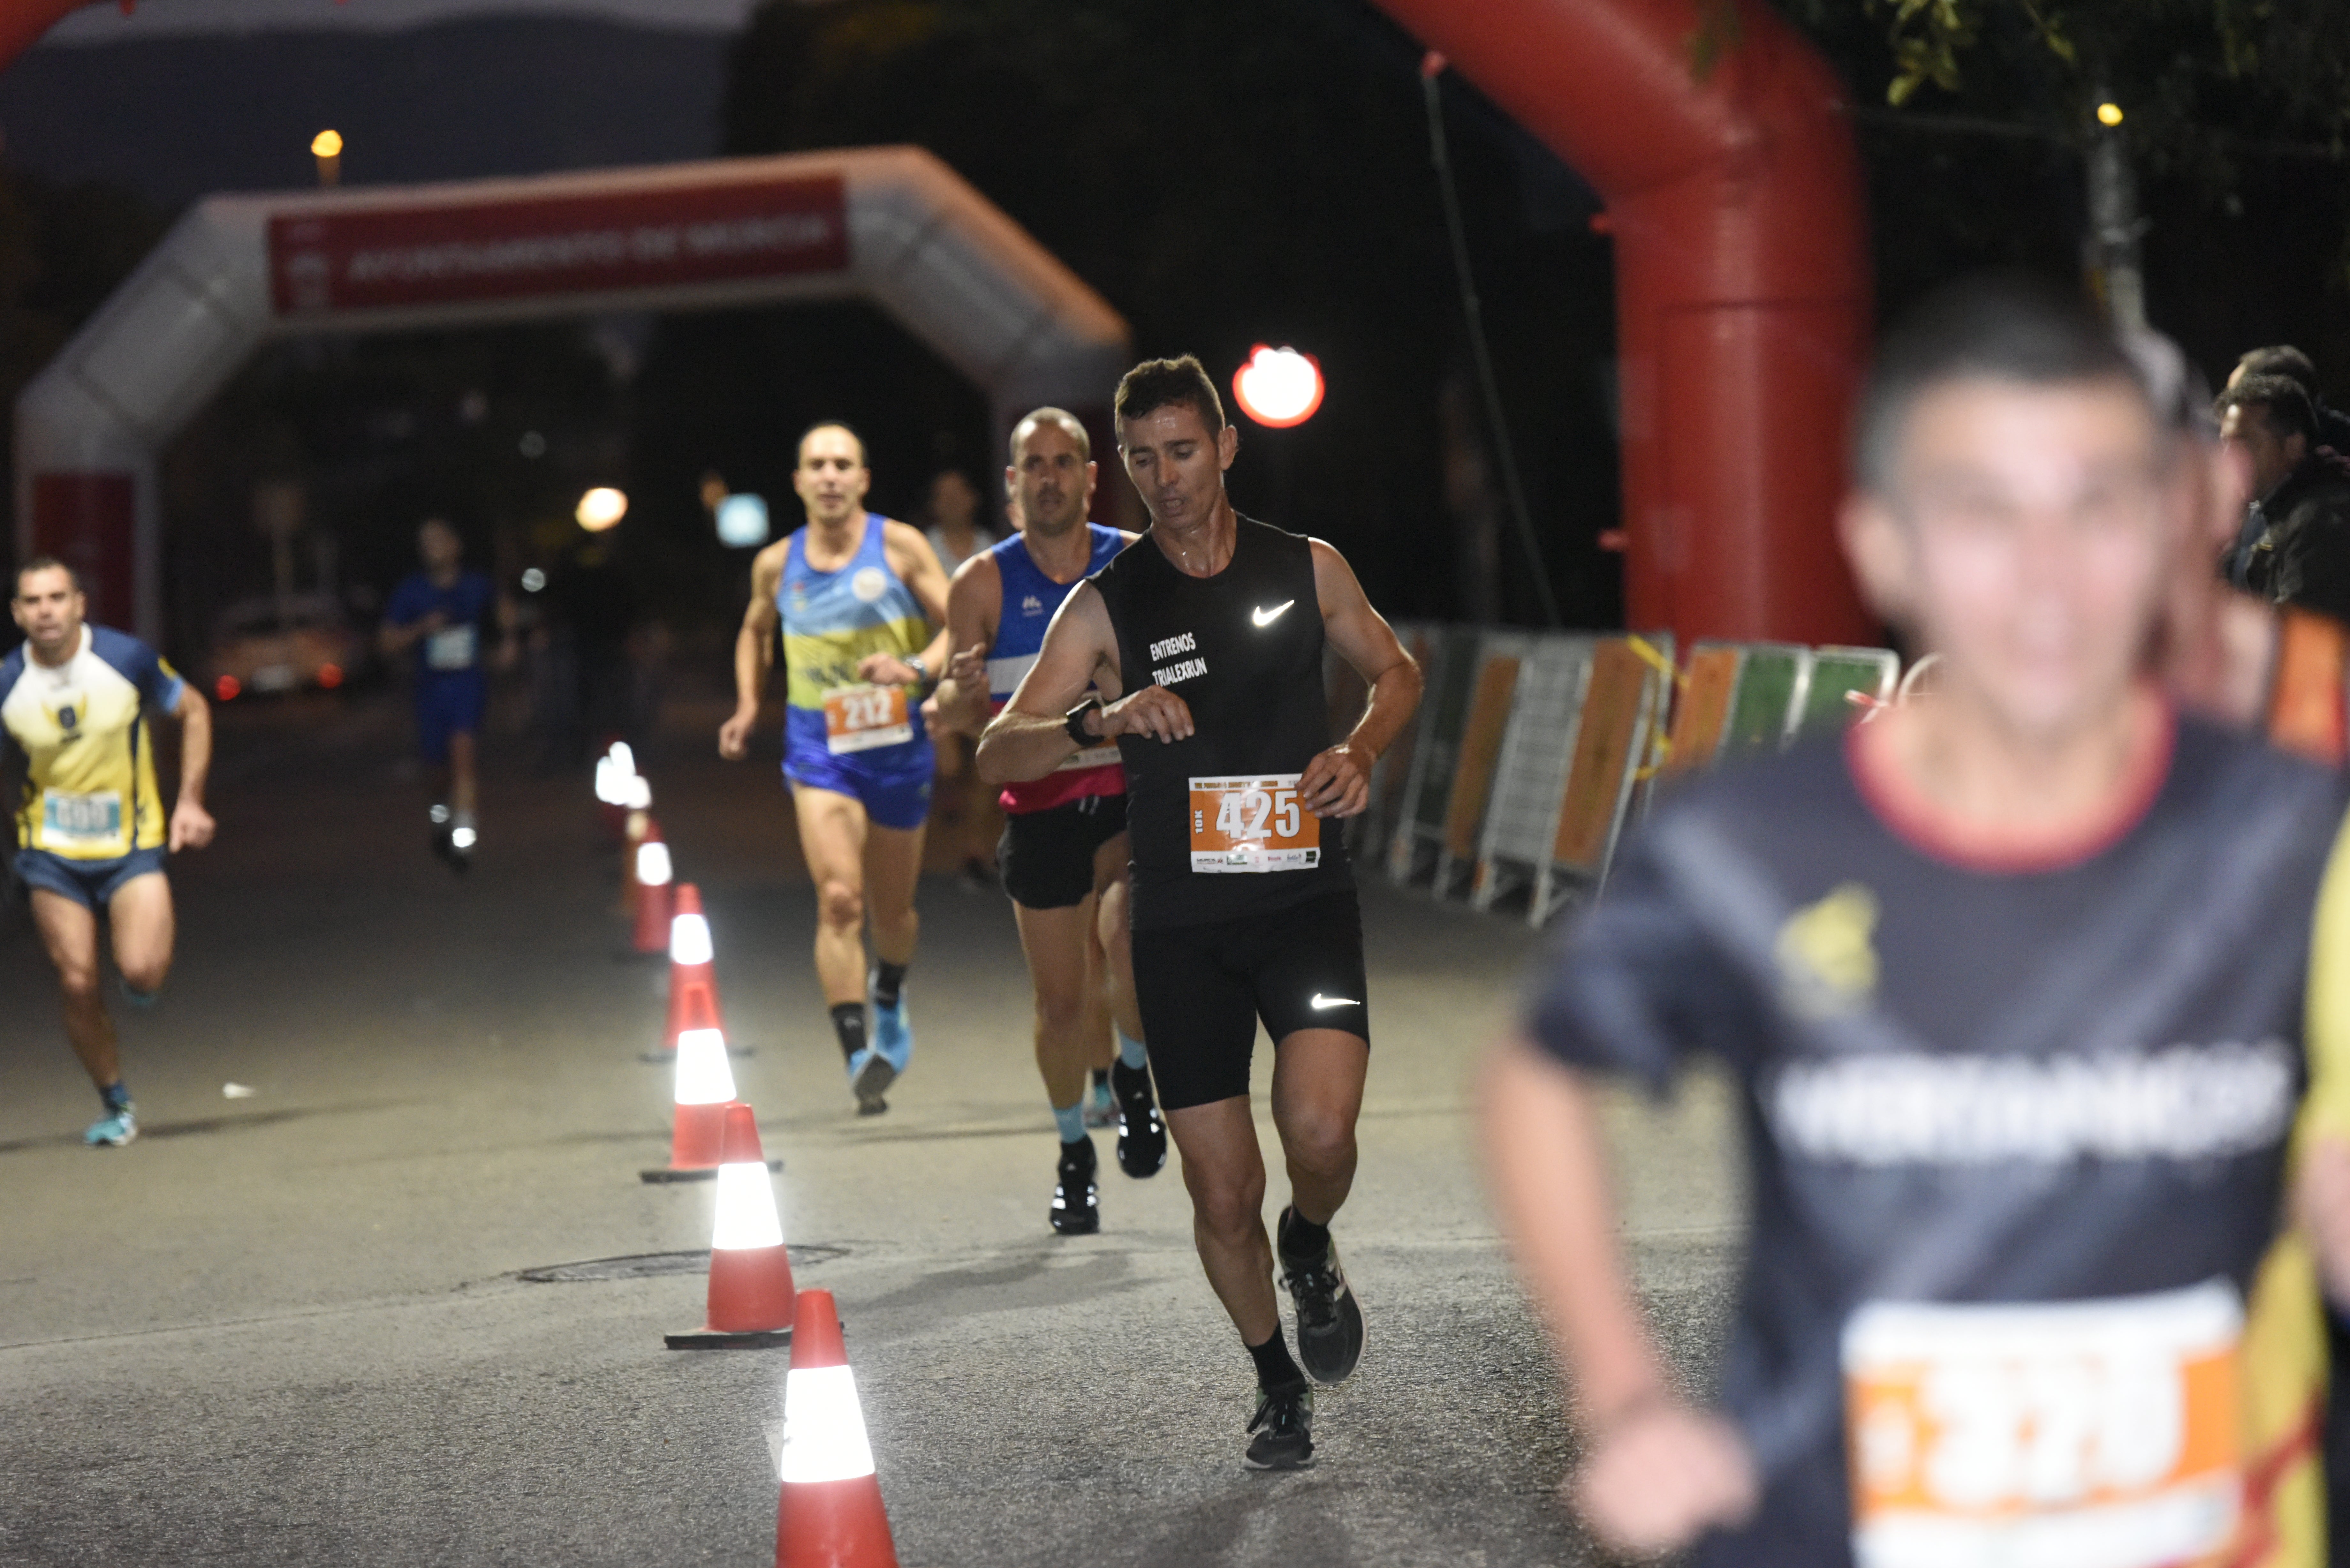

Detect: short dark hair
[1114, 355, 1224, 439]
[1010, 406, 1091, 464]
[2235, 345, 2320, 402]
[13, 555, 80, 596]
[2219, 373, 2319, 448]
[1853, 275, 2149, 495]
[797, 421, 867, 467]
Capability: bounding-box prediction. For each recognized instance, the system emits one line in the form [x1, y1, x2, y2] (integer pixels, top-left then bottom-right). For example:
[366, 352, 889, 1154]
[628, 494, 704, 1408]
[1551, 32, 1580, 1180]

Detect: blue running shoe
[871, 991, 914, 1075]
[847, 1047, 894, 1117]
[84, 1106, 138, 1147]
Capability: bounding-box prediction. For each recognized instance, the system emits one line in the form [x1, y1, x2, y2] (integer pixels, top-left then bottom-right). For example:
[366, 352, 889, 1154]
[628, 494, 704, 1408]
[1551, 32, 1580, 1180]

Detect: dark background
[0, 0, 2345, 663]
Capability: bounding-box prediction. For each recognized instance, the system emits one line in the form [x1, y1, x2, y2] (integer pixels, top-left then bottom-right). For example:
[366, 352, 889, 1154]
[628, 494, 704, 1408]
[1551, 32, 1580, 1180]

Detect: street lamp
[1232, 344, 1324, 428]
[576, 486, 628, 531]
[311, 128, 343, 187]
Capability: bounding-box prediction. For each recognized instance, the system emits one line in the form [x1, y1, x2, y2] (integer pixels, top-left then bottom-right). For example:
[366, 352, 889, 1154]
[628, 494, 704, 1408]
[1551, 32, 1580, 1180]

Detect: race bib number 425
[1188, 774, 1319, 874]
[42, 788, 124, 850]
[823, 684, 912, 754]
[1843, 1280, 2244, 1568]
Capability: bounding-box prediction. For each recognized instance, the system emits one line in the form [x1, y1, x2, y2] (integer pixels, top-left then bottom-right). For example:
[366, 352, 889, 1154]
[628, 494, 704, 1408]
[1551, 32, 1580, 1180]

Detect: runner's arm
[1296, 539, 1422, 817]
[861, 522, 955, 686]
[720, 545, 786, 760]
[927, 553, 1000, 739]
[977, 583, 1183, 782]
[162, 684, 215, 850]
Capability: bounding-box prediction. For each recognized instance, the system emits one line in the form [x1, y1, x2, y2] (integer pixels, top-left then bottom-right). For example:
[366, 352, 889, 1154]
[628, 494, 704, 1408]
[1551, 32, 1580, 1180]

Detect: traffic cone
[616, 775, 653, 916]
[641, 1026, 735, 1182]
[771, 1290, 898, 1566]
[665, 1102, 797, 1350]
[631, 823, 673, 955]
[656, 884, 726, 1052]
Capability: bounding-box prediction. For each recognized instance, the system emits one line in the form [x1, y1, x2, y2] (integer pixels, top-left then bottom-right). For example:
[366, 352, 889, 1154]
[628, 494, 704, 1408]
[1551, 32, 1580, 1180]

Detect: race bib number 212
[1188, 774, 1318, 873]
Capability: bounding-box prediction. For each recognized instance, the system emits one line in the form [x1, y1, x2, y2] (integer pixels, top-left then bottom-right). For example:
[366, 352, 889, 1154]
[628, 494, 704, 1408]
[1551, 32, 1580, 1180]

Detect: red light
[214, 675, 241, 701]
[316, 663, 344, 689]
[1232, 345, 1324, 429]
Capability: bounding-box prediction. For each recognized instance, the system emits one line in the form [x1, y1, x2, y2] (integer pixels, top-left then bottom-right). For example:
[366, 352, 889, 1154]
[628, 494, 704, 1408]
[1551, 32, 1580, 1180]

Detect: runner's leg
[447, 729, 479, 822]
[105, 872, 175, 1000]
[1166, 1097, 1278, 1344]
[1092, 837, 1143, 1047]
[1014, 895, 1098, 1111]
[1269, 1029, 1369, 1226]
[861, 818, 925, 972]
[790, 785, 872, 1008]
[31, 888, 115, 1088]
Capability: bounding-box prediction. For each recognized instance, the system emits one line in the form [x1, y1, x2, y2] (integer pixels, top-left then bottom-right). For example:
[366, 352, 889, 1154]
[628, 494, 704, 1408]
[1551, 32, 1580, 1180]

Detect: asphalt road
[0, 685, 1743, 1567]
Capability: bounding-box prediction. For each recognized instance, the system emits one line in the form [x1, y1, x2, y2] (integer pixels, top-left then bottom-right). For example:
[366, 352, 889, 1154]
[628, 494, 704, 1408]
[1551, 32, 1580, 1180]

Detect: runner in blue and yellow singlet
[721, 421, 952, 1115]
[4, 558, 216, 1148]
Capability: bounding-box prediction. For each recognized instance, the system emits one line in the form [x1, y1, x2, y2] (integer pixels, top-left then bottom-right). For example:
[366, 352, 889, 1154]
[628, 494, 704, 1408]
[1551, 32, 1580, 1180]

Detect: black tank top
[1090, 514, 1352, 930]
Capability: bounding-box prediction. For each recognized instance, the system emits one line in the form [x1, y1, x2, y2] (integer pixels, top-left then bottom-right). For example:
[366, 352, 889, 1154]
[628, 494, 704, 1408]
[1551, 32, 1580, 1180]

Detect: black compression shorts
[998, 793, 1127, 910]
[1131, 888, 1370, 1111]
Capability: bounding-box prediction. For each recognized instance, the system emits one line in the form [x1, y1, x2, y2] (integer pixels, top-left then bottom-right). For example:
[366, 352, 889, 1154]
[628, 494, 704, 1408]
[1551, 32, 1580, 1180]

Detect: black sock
[830, 1003, 868, 1062]
[1278, 1207, 1331, 1263]
[1247, 1330, 1305, 1392]
[871, 960, 909, 1009]
[1090, 1067, 1110, 1092]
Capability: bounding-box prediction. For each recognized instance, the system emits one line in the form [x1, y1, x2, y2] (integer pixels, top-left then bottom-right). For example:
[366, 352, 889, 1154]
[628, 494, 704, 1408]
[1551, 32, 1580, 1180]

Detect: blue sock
[121, 982, 159, 1010]
[1052, 1102, 1087, 1144]
[1117, 1029, 1148, 1071]
[101, 1081, 132, 1113]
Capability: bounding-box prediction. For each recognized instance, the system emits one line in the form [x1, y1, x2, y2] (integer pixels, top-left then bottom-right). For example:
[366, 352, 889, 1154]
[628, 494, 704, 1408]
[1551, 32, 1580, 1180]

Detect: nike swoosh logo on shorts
[1252, 600, 1295, 627]
[1310, 993, 1359, 1009]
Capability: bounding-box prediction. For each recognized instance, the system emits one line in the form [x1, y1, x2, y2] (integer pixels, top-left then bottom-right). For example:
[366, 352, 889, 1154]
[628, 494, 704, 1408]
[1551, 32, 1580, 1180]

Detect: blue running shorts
[782, 711, 934, 832]
[16, 846, 168, 910]
[415, 670, 487, 765]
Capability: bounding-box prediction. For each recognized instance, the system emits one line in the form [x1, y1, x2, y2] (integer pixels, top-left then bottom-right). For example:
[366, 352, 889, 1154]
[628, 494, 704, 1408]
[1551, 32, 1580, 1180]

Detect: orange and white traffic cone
[631, 822, 673, 955]
[641, 1027, 740, 1182]
[665, 1102, 797, 1349]
[653, 884, 730, 1057]
[771, 1289, 898, 1566]
[616, 775, 653, 916]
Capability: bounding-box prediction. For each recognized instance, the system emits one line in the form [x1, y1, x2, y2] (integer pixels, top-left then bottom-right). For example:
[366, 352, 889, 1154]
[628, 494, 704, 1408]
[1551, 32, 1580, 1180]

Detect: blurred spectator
[2229, 344, 2350, 453]
[2217, 374, 2350, 621]
[922, 469, 996, 576]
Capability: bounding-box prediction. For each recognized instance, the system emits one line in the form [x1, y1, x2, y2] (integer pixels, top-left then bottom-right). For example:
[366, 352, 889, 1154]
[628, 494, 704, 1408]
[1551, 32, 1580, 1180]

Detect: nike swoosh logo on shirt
[1251, 600, 1295, 628]
[1310, 993, 1359, 1009]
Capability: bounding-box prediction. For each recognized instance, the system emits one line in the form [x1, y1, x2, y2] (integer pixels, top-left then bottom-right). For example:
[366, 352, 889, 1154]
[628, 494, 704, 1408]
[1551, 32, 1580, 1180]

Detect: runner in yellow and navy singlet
[4, 558, 215, 1147]
[721, 422, 952, 1115]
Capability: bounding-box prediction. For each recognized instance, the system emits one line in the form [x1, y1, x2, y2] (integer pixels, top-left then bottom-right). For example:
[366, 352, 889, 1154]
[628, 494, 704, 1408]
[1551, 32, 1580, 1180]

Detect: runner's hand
[1098, 686, 1193, 743]
[857, 652, 922, 686]
[168, 798, 215, 852]
[945, 642, 987, 690]
[2298, 1135, 2350, 1310]
[919, 693, 943, 740]
[718, 708, 756, 760]
[1298, 742, 1371, 818]
[1570, 1401, 1757, 1557]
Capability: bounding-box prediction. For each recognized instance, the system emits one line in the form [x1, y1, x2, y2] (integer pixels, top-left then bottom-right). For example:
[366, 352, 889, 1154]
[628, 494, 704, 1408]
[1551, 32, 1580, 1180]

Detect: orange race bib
[1843, 1280, 2244, 1568]
[1188, 774, 1319, 874]
[823, 684, 912, 755]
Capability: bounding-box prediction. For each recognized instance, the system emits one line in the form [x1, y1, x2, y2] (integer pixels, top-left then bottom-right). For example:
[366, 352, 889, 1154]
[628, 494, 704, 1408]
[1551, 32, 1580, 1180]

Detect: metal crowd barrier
[1371, 626, 1900, 925]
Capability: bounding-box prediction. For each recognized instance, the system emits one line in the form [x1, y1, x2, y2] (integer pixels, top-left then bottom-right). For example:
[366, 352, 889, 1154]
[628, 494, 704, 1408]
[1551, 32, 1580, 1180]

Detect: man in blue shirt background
[381, 517, 509, 870]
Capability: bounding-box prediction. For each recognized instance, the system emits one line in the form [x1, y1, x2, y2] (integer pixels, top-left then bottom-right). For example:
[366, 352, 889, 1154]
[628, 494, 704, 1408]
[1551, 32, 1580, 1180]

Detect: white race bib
[1188, 774, 1319, 874]
[41, 788, 124, 852]
[1843, 1280, 2244, 1568]
[425, 624, 477, 671]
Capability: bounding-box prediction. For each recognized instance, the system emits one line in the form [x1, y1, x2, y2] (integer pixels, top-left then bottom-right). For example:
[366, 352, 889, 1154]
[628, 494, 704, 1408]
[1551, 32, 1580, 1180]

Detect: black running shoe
[1050, 1138, 1100, 1235]
[1111, 1059, 1167, 1178]
[1278, 1208, 1365, 1385]
[1244, 1381, 1314, 1470]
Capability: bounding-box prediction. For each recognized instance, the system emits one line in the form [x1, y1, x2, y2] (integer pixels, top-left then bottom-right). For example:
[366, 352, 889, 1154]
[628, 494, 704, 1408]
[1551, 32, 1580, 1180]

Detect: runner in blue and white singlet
[721, 422, 953, 1117]
[930, 407, 1165, 1238]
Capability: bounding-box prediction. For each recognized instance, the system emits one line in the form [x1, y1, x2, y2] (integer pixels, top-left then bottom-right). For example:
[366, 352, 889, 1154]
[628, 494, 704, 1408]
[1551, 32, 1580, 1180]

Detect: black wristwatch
[1064, 697, 1103, 745]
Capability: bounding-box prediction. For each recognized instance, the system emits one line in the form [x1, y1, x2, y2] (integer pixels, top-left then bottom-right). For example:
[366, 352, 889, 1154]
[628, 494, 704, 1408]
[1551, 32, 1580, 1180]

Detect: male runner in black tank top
[977, 355, 1422, 1469]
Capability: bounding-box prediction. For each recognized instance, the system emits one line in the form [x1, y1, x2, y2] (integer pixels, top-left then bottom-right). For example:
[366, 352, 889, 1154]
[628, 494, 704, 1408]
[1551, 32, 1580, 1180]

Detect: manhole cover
[519, 1244, 846, 1284]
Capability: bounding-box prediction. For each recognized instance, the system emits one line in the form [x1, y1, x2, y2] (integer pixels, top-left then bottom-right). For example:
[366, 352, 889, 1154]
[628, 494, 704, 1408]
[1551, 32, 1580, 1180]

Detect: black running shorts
[1131, 889, 1371, 1112]
[997, 793, 1128, 910]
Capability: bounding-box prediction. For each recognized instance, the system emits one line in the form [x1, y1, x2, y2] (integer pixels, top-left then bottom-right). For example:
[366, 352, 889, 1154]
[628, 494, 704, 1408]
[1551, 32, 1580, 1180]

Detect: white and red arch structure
[12, 146, 1131, 639]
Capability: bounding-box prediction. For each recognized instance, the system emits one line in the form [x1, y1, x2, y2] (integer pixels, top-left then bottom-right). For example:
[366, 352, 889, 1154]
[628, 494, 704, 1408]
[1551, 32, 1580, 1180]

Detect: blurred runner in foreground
[928, 406, 1163, 1235]
[721, 422, 951, 1115]
[1483, 278, 2350, 1566]
[5, 558, 214, 1146]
